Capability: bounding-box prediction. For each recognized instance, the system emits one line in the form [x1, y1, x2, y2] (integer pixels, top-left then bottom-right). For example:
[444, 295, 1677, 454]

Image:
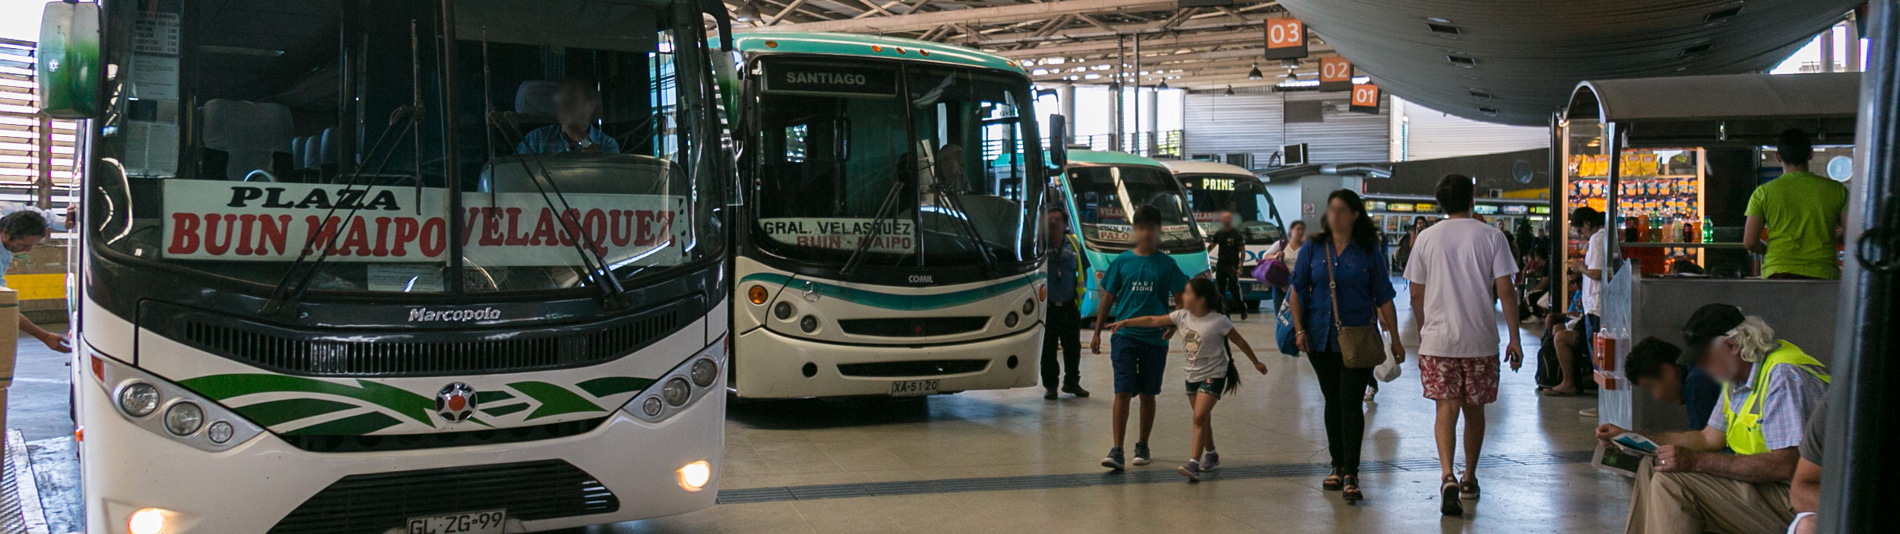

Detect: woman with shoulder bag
[1285, 189, 1405, 503]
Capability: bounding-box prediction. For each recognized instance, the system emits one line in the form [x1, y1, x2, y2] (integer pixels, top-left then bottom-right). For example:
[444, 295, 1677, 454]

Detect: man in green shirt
[1743, 129, 1847, 279]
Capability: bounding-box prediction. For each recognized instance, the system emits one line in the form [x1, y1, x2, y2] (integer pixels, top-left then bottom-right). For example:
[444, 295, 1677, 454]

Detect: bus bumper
[733, 325, 1042, 398]
[78, 367, 725, 534]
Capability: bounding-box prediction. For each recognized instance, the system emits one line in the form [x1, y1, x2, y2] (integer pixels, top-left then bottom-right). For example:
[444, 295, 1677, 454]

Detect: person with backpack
[1106, 277, 1269, 482]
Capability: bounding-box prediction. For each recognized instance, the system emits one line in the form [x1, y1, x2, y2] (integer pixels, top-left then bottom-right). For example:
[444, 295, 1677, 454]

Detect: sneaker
[1177, 460, 1203, 482]
[1101, 447, 1126, 470]
[1062, 384, 1091, 398]
[1045, 389, 1058, 400]
[1580, 407, 1599, 418]
[1200, 450, 1221, 471]
[1132, 443, 1152, 466]
[1440, 476, 1464, 516]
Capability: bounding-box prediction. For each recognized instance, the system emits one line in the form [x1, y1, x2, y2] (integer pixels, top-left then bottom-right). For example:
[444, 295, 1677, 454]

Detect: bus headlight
[206, 421, 234, 444]
[642, 397, 664, 417]
[662, 378, 692, 406]
[690, 359, 719, 387]
[1004, 312, 1020, 328]
[118, 383, 160, 417]
[774, 301, 794, 320]
[128, 508, 167, 534]
[164, 402, 204, 436]
[800, 315, 819, 333]
[1022, 298, 1036, 315]
[678, 460, 712, 491]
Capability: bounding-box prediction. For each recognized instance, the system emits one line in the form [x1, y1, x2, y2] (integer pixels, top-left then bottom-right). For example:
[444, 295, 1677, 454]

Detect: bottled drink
[1701, 217, 1714, 243]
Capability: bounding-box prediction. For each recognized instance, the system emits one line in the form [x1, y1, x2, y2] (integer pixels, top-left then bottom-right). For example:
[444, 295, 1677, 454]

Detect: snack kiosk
[1556, 73, 1860, 430]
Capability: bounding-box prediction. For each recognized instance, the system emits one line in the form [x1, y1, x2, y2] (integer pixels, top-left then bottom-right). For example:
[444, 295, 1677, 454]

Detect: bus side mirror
[38, 1, 102, 119]
[1047, 114, 1068, 169]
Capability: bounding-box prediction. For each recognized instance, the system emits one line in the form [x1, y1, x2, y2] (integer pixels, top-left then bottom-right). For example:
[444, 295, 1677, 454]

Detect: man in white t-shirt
[1569, 207, 1608, 413]
[0, 209, 71, 352]
[1402, 174, 1522, 516]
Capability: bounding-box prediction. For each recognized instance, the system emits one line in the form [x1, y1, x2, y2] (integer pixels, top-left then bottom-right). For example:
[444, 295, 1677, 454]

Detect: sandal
[1341, 475, 1363, 502]
[1538, 386, 1579, 397]
[1439, 475, 1464, 516]
[1322, 470, 1343, 491]
[1460, 478, 1480, 499]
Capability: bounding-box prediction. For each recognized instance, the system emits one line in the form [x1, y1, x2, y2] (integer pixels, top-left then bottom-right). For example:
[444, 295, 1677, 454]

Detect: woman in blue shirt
[1286, 189, 1404, 503]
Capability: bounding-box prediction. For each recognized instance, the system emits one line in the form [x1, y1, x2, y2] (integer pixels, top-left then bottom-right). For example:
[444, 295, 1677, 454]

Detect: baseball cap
[1680, 303, 1745, 365]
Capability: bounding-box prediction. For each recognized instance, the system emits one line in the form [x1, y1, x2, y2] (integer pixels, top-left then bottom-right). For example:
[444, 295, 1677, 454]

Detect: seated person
[516, 78, 621, 155]
[1599, 304, 1829, 534]
[1623, 337, 1722, 431]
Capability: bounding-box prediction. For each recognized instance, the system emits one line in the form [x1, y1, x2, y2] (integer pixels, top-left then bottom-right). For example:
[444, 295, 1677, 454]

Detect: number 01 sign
[1264, 17, 1307, 60]
[1350, 84, 1381, 114]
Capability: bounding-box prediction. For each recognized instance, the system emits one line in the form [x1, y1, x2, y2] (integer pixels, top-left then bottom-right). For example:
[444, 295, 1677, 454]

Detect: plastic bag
[1374, 329, 1402, 382]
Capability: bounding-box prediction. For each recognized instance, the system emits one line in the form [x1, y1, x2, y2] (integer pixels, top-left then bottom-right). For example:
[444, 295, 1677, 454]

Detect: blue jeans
[1111, 335, 1169, 395]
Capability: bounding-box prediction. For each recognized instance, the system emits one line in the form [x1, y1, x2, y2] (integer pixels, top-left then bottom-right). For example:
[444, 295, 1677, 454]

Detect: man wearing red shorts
[1402, 175, 1524, 517]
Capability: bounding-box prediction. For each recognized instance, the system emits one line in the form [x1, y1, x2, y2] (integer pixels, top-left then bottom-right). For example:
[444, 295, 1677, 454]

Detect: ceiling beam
[739, 0, 1274, 34]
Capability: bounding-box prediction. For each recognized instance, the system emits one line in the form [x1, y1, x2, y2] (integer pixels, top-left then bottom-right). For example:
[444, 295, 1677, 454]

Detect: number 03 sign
[1263, 17, 1307, 60]
[1350, 84, 1381, 114]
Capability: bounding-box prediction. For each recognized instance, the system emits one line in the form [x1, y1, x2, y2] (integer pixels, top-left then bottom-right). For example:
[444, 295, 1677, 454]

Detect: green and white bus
[41, 1, 734, 532]
[1057, 151, 1210, 321]
[724, 33, 1056, 398]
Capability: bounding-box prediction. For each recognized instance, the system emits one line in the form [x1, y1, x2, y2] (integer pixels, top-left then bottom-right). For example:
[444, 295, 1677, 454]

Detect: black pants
[1041, 301, 1082, 390]
[1309, 350, 1372, 475]
[1215, 267, 1247, 317]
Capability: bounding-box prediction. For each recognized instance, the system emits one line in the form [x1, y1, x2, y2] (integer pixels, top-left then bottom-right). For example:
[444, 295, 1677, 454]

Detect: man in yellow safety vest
[1597, 304, 1829, 534]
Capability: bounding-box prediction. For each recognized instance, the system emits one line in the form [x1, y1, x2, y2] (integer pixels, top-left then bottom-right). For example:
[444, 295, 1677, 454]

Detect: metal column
[1058, 83, 1076, 143]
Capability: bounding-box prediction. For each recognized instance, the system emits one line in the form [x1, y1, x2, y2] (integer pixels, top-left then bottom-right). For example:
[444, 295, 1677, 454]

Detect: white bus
[724, 33, 1055, 398]
[40, 1, 735, 532]
[1165, 159, 1287, 310]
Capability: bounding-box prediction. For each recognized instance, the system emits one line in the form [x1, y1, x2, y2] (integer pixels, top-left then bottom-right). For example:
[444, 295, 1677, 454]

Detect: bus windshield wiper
[839, 172, 909, 279]
[259, 105, 423, 316]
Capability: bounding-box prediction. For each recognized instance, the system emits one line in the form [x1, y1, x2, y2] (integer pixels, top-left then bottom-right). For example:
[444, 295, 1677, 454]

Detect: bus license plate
[889, 380, 939, 396]
[406, 510, 506, 534]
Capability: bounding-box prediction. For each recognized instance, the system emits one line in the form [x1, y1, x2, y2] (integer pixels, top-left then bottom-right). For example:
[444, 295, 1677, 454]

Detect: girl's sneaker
[1132, 443, 1152, 466]
[1102, 447, 1126, 470]
[1200, 450, 1221, 471]
[1177, 459, 1203, 481]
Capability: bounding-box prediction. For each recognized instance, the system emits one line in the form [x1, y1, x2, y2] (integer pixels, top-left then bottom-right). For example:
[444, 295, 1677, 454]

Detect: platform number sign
[1264, 18, 1307, 60]
[1350, 84, 1381, 114]
[1319, 57, 1353, 91]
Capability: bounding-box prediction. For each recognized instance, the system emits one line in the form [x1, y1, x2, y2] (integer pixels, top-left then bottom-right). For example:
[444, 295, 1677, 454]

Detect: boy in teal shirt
[1744, 129, 1848, 279]
[1090, 205, 1188, 469]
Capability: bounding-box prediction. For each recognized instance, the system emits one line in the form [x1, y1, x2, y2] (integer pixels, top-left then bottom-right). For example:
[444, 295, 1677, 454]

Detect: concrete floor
[9, 281, 1633, 533]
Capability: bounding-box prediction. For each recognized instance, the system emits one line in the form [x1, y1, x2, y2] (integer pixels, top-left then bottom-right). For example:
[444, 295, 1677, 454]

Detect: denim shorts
[1110, 335, 1169, 395]
[1185, 375, 1230, 398]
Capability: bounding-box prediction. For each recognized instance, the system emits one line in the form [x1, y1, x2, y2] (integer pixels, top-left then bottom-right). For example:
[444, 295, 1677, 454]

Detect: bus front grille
[837, 359, 989, 378]
[280, 418, 606, 453]
[267, 460, 618, 534]
[836, 316, 989, 337]
[145, 300, 687, 377]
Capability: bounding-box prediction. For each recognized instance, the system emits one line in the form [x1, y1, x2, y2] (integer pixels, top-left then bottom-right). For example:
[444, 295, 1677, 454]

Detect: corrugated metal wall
[1182, 89, 1390, 167]
[1397, 96, 1549, 161]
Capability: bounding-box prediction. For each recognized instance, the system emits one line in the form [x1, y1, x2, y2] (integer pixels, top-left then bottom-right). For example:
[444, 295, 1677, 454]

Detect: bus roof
[1065, 150, 1168, 169]
[1158, 159, 1255, 177]
[727, 32, 1025, 74]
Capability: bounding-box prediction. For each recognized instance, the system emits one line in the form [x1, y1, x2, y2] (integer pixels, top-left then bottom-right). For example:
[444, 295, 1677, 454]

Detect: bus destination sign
[764, 62, 898, 97]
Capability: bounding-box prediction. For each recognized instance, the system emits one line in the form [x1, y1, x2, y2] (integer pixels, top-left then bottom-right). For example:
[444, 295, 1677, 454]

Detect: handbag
[1275, 296, 1300, 356]
[1325, 241, 1387, 369]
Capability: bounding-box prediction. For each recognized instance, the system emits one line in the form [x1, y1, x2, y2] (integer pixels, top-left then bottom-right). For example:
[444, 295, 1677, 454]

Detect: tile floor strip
[714, 450, 1595, 505]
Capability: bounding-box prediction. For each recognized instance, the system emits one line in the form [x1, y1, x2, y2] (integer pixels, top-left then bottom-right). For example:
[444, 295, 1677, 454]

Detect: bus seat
[302, 135, 322, 170]
[291, 136, 308, 170]
[318, 128, 341, 180]
[200, 99, 292, 181]
[508, 81, 560, 137]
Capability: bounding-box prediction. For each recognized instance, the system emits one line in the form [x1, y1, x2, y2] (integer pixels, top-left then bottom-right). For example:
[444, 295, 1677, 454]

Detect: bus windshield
[1183, 174, 1285, 245]
[750, 57, 1041, 270]
[88, 0, 717, 294]
[1066, 165, 1204, 253]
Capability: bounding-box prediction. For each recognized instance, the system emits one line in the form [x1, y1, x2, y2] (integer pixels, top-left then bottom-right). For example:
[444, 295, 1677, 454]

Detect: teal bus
[724, 33, 1057, 398]
[1056, 151, 1210, 321]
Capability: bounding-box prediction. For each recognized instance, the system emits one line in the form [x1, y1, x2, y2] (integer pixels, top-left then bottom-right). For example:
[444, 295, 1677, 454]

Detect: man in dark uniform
[1209, 211, 1249, 319]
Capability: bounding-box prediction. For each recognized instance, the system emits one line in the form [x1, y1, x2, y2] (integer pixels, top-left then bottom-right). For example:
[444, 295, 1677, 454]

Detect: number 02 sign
[1350, 84, 1381, 114]
[1264, 18, 1307, 60]
[1319, 57, 1353, 91]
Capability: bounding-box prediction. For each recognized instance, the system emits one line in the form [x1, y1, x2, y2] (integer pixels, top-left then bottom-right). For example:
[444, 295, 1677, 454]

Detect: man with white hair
[1599, 303, 1829, 534]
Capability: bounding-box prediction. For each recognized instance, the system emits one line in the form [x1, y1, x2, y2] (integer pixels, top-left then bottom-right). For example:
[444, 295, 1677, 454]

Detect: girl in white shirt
[1108, 277, 1268, 481]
